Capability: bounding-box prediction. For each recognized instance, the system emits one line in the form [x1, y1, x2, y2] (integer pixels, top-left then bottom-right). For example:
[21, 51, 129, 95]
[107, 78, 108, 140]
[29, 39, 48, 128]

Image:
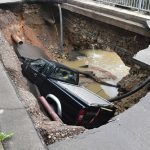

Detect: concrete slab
[0, 64, 23, 109]
[0, 109, 45, 150]
[63, 0, 150, 37]
[66, 0, 150, 21]
[50, 124, 148, 150]
[49, 93, 150, 150]
[16, 43, 49, 60]
[0, 0, 22, 4]
[0, 143, 4, 150]
[133, 46, 150, 66]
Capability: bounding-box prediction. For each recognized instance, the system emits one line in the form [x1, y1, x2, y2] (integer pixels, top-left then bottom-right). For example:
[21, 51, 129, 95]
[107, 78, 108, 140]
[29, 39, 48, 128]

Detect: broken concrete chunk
[133, 45, 150, 66]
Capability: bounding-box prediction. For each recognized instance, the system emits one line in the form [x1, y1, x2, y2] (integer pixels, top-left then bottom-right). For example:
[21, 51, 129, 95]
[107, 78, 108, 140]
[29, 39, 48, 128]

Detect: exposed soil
[64, 11, 150, 51]
[63, 11, 150, 114]
[0, 2, 150, 146]
[0, 4, 85, 145]
[115, 68, 150, 113]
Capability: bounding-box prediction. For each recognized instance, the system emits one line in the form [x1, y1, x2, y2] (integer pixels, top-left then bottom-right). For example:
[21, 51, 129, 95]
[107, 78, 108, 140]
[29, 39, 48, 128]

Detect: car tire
[46, 94, 62, 117]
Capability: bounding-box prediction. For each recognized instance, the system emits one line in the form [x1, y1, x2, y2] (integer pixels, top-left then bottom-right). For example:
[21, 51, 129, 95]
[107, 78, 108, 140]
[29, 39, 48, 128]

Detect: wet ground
[63, 49, 129, 98]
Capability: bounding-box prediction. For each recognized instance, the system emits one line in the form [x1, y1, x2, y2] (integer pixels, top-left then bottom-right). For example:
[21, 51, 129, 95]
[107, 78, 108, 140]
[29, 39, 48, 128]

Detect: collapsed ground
[0, 3, 150, 145]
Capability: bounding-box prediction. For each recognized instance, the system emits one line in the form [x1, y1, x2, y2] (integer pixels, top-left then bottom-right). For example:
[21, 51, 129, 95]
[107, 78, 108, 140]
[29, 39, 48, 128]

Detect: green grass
[0, 132, 14, 142]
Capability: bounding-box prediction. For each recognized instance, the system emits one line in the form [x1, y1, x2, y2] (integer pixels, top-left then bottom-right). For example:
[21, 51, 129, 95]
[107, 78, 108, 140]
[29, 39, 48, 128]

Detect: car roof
[38, 58, 78, 73]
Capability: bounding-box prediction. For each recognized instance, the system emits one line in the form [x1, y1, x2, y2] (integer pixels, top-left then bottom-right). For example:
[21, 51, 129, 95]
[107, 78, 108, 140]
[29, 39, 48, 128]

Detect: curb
[0, 142, 4, 150]
[0, 62, 46, 150]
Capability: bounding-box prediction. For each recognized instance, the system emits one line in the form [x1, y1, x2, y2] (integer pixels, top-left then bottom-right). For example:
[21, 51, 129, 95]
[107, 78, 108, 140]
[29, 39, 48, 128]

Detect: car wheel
[46, 94, 62, 117]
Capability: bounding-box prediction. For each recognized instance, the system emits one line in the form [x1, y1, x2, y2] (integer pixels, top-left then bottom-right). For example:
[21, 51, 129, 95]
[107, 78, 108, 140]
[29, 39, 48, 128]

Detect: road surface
[0, 0, 22, 3]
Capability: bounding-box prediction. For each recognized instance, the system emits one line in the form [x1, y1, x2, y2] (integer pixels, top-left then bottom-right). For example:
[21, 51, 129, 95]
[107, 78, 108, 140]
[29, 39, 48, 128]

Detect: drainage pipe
[109, 76, 150, 102]
[39, 96, 63, 123]
[11, 34, 23, 45]
[46, 94, 62, 117]
[58, 4, 63, 53]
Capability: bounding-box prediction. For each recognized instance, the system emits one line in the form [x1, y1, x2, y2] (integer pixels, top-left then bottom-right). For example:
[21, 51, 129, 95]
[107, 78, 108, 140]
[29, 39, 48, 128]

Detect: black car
[21, 58, 116, 128]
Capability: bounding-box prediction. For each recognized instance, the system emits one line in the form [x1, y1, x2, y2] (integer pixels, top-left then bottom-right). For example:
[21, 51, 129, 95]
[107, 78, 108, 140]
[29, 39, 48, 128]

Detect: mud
[0, 2, 150, 146]
[63, 11, 150, 114]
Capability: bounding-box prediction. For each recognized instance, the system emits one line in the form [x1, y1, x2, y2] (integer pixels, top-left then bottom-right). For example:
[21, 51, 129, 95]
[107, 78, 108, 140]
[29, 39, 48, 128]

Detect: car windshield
[50, 67, 78, 84]
[30, 59, 46, 72]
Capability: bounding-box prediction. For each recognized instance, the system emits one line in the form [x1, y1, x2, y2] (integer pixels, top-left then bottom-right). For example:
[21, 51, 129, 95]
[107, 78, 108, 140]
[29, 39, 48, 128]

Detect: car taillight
[76, 109, 86, 124]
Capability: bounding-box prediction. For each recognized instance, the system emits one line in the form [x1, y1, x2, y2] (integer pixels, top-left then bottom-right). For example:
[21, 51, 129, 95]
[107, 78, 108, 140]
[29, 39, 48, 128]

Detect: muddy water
[63, 50, 130, 99]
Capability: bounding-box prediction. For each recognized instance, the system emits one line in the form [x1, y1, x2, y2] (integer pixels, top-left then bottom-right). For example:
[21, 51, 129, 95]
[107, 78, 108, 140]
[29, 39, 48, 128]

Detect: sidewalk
[0, 62, 46, 150]
[0, 142, 4, 150]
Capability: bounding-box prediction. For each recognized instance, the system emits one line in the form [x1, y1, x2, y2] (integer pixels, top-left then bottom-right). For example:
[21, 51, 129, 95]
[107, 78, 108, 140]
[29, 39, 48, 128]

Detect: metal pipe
[39, 96, 63, 123]
[11, 34, 23, 45]
[58, 4, 63, 53]
[109, 76, 150, 102]
[46, 94, 62, 117]
[43, 17, 55, 25]
[138, 0, 142, 11]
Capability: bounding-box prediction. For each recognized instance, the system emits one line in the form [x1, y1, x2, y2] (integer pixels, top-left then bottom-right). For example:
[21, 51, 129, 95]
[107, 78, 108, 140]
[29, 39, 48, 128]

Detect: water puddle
[62, 49, 130, 99]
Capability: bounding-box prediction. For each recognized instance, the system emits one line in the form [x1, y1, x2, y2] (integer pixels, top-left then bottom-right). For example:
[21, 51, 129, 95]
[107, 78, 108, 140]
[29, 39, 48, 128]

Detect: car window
[43, 63, 54, 76]
[50, 67, 78, 84]
[30, 59, 46, 72]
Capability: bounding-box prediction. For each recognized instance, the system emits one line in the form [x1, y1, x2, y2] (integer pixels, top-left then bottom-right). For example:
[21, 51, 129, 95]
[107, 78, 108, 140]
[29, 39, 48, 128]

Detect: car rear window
[50, 67, 78, 84]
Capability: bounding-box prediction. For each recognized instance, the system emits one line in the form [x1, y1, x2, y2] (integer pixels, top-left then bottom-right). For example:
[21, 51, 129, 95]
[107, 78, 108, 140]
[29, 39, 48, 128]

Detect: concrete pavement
[0, 62, 46, 150]
[0, 0, 22, 4]
[0, 142, 4, 150]
[49, 92, 150, 150]
[62, 0, 150, 37]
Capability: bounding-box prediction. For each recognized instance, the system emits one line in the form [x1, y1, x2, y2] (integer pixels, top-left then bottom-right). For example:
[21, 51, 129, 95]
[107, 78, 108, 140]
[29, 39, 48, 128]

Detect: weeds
[0, 132, 14, 142]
